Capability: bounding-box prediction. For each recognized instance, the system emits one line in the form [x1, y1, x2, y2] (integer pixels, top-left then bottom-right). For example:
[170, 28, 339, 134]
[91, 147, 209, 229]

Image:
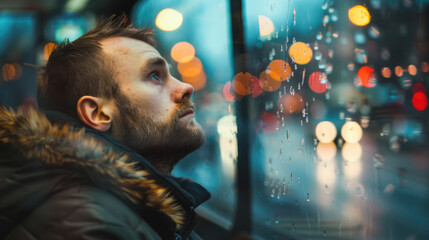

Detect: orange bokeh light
[267, 59, 292, 81]
[178, 57, 203, 77]
[357, 66, 376, 88]
[171, 42, 195, 63]
[2, 64, 16, 82]
[277, 93, 304, 114]
[394, 66, 403, 77]
[232, 72, 253, 96]
[259, 70, 281, 92]
[381, 67, 391, 78]
[44, 42, 58, 61]
[288, 42, 313, 65]
[182, 70, 206, 91]
[408, 64, 417, 76]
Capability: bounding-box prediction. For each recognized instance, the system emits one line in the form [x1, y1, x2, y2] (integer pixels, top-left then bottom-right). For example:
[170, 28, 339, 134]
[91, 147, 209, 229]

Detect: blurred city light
[348, 5, 371, 26]
[232, 72, 253, 96]
[182, 70, 206, 91]
[412, 92, 428, 111]
[289, 42, 313, 65]
[259, 70, 281, 92]
[315, 121, 337, 143]
[171, 41, 195, 63]
[308, 71, 329, 93]
[341, 121, 363, 143]
[155, 8, 183, 31]
[357, 66, 376, 88]
[258, 15, 274, 37]
[177, 56, 203, 77]
[267, 59, 291, 81]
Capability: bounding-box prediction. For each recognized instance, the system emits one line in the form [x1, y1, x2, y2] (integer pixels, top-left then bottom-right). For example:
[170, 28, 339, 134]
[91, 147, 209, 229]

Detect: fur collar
[0, 107, 185, 228]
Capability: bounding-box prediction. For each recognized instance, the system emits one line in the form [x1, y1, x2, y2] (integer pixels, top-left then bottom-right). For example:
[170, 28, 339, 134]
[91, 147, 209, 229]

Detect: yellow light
[341, 121, 363, 143]
[171, 42, 195, 63]
[258, 15, 274, 37]
[348, 5, 371, 26]
[316, 142, 337, 161]
[155, 8, 183, 31]
[315, 121, 337, 143]
[341, 143, 362, 162]
[288, 42, 313, 65]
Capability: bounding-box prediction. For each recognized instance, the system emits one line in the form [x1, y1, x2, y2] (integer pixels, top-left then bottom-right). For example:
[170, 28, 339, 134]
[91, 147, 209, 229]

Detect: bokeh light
[408, 64, 417, 76]
[171, 42, 195, 63]
[412, 92, 428, 111]
[348, 5, 371, 26]
[155, 8, 183, 31]
[309, 72, 329, 93]
[381, 67, 391, 78]
[357, 66, 376, 88]
[341, 143, 362, 162]
[258, 112, 277, 134]
[341, 121, 363, 143]
[316, 142, 337, 161]
[182, 70, 206, 91]
[178, 57, 203, 77]
[315, 121, 337, 143]
[267, 59, 291, 81]
[1, 64, 16, 82]
[395, 66, 403, 77]
[259, 70, 281, 92]
[258, 15, 274, 37]
[12, 63, 22, 80]
[232, 72, 253, 96]
[223, 82, 235, 101]
[44, 42, 58, 61]
[288, 42, 313, 65]
[277, 94, 304, 114]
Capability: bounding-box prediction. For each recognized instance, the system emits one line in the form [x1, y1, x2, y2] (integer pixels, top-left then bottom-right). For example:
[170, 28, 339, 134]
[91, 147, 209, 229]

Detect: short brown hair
[37, 14, 155, 118]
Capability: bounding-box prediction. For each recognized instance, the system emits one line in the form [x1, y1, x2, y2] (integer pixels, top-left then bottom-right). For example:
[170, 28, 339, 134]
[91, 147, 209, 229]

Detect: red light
[357, 66, 376, 88]
[258, 112, 277, 134]
[412, 92, 428, 111]
[308, 72, 328, 93]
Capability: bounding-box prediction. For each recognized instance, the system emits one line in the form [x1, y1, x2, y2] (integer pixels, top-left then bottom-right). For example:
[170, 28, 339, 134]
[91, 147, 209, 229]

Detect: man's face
[101, 37, 205, 161]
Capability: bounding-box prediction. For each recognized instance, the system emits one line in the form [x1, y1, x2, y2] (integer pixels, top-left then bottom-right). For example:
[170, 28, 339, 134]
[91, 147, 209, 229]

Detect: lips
[179, 108, 194, 118]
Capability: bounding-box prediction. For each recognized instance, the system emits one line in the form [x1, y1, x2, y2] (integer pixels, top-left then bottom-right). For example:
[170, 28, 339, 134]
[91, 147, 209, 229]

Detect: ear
[76, 96, 115, 132]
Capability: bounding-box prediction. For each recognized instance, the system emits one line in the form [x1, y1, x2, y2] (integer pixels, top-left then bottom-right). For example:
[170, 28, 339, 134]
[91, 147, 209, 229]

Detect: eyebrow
[141, 57, 171, 73]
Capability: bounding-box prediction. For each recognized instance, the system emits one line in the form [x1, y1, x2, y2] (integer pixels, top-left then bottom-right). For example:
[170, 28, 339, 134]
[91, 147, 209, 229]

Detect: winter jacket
[0, 107, 210, 240]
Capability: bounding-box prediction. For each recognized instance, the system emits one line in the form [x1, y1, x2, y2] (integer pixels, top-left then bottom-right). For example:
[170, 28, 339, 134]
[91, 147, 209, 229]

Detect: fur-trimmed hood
[0, 107, 193, 229]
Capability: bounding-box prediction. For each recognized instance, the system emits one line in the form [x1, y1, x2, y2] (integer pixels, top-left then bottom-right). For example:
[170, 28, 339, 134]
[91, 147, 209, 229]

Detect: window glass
[242, 0, 429, 239]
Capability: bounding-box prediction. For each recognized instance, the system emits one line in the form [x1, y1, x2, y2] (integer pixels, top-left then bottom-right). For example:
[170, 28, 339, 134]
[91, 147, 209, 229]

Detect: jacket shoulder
[5, 184, 162, 240]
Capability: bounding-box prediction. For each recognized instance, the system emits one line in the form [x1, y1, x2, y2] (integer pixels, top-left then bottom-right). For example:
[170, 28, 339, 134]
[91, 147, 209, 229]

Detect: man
[0, 15, 210, 240]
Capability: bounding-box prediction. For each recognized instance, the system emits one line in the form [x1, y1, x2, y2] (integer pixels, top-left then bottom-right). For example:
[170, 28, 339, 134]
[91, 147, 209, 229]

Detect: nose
[172, 79, 194, 103]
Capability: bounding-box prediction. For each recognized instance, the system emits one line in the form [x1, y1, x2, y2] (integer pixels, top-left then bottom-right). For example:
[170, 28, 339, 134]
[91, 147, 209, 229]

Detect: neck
[144, 153, 185, 175]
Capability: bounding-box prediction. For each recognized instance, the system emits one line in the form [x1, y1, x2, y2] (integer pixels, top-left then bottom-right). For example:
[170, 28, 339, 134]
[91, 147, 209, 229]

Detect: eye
[149, 71, 161, 82]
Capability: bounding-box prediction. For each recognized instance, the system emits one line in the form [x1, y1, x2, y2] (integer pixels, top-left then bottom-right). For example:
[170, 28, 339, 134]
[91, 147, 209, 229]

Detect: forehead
[100, 37, 160, 58]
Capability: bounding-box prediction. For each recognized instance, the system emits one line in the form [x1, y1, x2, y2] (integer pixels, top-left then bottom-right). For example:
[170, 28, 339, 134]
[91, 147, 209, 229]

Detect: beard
[112, 92, 205, 168]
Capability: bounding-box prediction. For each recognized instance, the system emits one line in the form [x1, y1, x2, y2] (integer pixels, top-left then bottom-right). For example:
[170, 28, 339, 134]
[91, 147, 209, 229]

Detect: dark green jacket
[0, 107, 210, 240]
